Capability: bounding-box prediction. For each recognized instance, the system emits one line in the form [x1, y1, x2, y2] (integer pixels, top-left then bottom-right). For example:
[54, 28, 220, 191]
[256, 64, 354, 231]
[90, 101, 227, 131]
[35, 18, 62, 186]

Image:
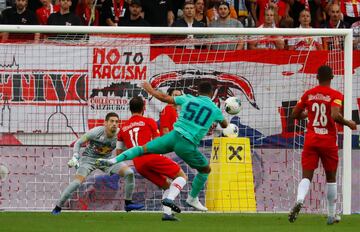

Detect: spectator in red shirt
[251, 0, 288, 26]
[159, 88, 182, 135]
[336, 0, 360, 26]
[36, 0, 60, 25]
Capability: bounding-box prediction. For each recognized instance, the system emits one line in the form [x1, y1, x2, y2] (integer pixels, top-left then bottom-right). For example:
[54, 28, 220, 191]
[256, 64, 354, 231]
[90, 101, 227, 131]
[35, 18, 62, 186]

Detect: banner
[88, 36, 150, 121]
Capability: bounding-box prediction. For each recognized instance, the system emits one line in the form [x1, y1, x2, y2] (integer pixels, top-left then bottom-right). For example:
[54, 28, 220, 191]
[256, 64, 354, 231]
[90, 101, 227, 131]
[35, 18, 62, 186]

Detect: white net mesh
[0, 32, 357, 213]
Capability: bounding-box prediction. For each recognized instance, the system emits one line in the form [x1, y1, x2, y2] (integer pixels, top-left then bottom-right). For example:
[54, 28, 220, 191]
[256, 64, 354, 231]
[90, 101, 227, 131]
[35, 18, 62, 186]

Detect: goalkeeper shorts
[76, 156, 129, 177]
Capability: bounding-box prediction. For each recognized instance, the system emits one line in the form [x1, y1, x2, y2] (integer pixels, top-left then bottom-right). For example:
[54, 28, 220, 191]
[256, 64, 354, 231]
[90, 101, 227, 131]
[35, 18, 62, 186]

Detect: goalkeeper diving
[96, 81, 228, 211]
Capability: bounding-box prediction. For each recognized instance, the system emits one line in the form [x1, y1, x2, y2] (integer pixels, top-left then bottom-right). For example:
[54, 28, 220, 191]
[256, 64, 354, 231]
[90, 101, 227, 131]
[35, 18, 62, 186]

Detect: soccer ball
[222, 123, 239, 138]
[224, 97, 241, 115]
[0, 164, 9, 181]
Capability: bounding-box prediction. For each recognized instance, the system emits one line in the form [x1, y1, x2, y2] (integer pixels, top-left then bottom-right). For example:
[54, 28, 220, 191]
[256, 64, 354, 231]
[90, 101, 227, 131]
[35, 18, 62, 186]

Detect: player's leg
[52, 157, 95, 215]
[144, 130, 177, 155]
[152, 156, 187, 204]
[297, 169, 314, 204]
[139, 131, 184, 212]
[321, 147, 340, 225]
[134, 155, 186, 217]
[162, 169, 187, 214]
[289, 146, 318, 222]
[325, 170, 340, 225]
[165, 168, 187, 201]
[111, 131, 176, 163]
[134, 159, 178, 221]
[174, 137, 209, 211]
[107, 162, 144, 211]
[185, 165, 210, 211]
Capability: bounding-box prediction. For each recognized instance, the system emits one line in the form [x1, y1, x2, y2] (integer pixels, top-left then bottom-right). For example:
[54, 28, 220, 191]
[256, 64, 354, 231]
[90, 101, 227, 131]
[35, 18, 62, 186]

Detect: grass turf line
[0, 212, 359, 232]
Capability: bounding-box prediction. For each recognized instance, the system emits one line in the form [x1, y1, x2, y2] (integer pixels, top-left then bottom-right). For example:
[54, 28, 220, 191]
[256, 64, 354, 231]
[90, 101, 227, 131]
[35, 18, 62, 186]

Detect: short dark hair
[183, 0, 194, 8]
[105, 112, 119, 121]
[167, 87, 182, 96]
[129, 96, 145, 113]
[317, 65, 333, 82]
[197, 81, 213, 95]
[130, 0, 142, 6]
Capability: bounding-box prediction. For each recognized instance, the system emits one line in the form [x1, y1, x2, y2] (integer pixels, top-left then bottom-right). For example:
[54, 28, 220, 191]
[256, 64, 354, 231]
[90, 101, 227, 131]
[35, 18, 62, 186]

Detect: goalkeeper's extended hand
[95, 158, 115, 167]
[67, 153, 80, 169]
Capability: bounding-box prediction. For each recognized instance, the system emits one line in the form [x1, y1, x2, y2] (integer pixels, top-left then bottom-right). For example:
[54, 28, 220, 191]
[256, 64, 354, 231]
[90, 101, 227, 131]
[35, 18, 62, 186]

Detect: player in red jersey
[288, 65, 357, 225]
[159, 88, 182, 135]
[117, 96, 187, 221]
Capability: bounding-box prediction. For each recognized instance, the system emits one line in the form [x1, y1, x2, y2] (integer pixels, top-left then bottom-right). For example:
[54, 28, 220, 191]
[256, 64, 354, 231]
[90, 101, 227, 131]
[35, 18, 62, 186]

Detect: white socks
[296, 179, 337, 217]
[167, 177, 187, 200]
[162, 189, 172, 215]
[162, 177, 187, 215]
[296, 178, 311, 204]
[327, 183, 337, 217]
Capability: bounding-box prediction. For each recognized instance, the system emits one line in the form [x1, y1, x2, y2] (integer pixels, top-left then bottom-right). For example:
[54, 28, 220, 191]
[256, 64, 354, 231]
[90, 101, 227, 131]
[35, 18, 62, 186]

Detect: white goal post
[0, 25, 353, 214]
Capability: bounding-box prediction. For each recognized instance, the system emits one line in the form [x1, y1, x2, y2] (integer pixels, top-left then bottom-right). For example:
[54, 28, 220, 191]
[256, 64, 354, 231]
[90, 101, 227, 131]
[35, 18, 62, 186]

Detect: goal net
[0, 26, 357, 214]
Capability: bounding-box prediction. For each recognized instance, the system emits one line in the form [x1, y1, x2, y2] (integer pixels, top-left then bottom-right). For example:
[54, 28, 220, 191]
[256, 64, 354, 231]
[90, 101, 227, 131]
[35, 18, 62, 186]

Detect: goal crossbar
[0, 25, 353, 36]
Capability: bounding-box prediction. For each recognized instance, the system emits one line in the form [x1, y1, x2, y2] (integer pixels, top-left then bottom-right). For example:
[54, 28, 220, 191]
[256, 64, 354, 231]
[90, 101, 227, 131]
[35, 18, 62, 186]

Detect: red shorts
[133, 154, 180, 187]
[301, 145, 339, 171]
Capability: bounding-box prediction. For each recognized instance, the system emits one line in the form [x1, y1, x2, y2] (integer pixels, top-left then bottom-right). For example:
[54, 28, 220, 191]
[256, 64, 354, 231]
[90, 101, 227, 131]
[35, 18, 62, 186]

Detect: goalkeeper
[97, 81, 228, 211]
[51, 112, 144, 215]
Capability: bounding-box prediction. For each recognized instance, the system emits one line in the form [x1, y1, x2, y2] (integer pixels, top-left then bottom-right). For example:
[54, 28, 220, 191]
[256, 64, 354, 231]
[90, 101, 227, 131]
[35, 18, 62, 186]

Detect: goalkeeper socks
[56, 179, 82, 207]
[167, 177, 187, 200]
[327, 182, 337, 217]
[296, 178, 310, 204]
[190, 173, 209, 198]
[113, 146, 144, 163]
[123, 168, 135, 201]
[162, 189, 172, 215]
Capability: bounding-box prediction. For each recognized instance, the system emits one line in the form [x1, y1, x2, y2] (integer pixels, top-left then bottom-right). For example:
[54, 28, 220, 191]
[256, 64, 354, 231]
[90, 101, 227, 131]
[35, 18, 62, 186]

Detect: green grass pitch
[0, 212, 359, 232]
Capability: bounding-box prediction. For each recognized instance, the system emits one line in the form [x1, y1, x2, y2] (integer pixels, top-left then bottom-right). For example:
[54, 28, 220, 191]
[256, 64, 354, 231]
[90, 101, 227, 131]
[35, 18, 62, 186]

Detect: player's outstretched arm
[140, 82, 175, 104]
[331, 106, 357, 130]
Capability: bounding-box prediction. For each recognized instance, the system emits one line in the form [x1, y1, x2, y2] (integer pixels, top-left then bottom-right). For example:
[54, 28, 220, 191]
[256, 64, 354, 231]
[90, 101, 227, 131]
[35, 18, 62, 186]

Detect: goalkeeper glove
[67, 153, 80, 169]
[95, 158, 116, 167]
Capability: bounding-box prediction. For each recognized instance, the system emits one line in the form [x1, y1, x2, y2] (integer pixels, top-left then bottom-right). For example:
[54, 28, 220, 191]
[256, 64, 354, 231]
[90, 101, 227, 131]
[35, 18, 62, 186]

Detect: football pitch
[0, 212, 359, 232]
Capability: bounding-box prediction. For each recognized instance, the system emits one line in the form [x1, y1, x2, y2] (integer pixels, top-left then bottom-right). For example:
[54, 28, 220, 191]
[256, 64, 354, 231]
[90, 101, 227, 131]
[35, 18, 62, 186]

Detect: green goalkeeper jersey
[173, 94, 224, 145]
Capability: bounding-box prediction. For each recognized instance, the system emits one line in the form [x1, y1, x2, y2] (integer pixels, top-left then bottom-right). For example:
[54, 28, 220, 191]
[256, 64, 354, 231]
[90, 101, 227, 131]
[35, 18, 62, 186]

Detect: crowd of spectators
[0, 0, 359, 50]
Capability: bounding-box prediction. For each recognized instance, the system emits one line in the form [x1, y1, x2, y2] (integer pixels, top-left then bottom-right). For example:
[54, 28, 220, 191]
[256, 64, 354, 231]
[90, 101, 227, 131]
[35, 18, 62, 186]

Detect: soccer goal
[0, 25, 356, 215]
